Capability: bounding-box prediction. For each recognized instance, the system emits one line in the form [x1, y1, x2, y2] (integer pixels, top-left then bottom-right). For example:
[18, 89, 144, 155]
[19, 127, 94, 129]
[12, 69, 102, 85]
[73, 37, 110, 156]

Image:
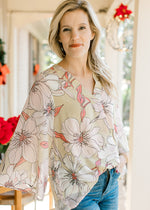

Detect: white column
[0, 0, 8, 118]
[7, 16, 18, 116]
[7, 12, 30, 116]
[105, 39, 124, 107]
[127, 0, 150, 210]
[17, 29, 29, 114]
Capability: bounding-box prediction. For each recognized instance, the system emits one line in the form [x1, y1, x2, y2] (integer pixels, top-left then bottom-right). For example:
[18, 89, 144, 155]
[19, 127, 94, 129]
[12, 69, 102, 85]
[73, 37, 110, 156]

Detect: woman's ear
[90, 32, 95, 41]
[58, 35, 62, 43]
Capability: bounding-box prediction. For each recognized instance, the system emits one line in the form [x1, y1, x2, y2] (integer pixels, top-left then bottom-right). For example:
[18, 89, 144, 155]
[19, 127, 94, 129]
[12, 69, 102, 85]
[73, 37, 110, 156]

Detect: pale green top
[0, 64, 129, 210]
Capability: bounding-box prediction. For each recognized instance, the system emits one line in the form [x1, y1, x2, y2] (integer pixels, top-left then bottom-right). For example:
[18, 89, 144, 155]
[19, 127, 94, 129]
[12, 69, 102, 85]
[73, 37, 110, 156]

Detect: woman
[0, 0, 129, 209]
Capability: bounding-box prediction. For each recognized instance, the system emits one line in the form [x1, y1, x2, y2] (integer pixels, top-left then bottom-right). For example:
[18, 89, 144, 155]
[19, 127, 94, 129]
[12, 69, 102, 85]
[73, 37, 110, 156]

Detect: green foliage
[0, 144, 9, 154]
[42, 44, 61, 70]
[0, 38, 5, 65]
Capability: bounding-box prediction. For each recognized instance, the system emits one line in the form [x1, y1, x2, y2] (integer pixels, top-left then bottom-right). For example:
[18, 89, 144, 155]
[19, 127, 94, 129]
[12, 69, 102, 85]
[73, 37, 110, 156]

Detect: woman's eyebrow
[61, 25, 71, 29]
[61, 23, 88, 28]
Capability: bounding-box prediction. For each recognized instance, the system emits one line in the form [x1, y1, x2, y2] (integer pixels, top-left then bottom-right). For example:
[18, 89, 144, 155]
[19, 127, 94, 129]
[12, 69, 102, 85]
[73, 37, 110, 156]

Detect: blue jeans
[72, 168, 120, 210]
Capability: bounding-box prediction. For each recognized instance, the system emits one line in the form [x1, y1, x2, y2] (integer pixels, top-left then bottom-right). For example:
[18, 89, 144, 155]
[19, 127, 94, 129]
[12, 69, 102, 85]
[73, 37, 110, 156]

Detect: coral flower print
[8, 116, 38, 164]
[60, 71, 76, 98]
[58, 155, 96, 199]
[62, 117, 103, 157]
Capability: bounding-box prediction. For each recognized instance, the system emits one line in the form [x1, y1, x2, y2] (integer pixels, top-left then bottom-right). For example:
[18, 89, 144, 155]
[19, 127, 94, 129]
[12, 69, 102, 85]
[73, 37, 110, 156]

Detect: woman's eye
[79, 26, 86, 30]
[63, 28, 71, 32]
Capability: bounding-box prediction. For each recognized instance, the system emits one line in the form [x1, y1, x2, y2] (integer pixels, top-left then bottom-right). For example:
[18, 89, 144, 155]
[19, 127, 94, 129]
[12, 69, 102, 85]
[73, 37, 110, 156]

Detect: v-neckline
[55, 64, 99, 97]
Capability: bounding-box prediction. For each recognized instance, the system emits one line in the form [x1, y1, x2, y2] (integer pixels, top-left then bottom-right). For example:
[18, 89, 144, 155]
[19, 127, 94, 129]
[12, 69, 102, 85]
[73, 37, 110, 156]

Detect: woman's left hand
[115, 153, 128, 174]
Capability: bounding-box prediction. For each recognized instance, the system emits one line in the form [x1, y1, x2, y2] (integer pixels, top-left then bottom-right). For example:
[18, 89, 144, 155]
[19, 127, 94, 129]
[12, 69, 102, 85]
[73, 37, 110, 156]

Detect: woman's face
[59, 9, 95, 59]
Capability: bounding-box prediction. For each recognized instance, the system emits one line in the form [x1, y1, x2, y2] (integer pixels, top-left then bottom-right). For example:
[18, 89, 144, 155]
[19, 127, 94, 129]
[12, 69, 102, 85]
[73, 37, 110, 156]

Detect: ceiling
[7, 0, 114, 13]
[22, 0, 114, 42]
[7, 0, 134, 43]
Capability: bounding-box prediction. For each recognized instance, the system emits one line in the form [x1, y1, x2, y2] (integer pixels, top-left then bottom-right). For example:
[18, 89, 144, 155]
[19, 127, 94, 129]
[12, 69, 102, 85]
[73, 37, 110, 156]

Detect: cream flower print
[0, 64, 129, 208]
[49, 150, 60, 184]
[32, 93, 63, 137]
[43, 68, 75, 98]
[37, 159, 49, 198]
[32, 95, 56, 136]
[28, 70, 66, 110]
[58, 155, 96, 199]
[113, 103, 125, 139]
[56, 202, 69, 210]
[49, 157, 63, 197]
[43, 72, 64, 96]
[98, 136, 117, 159]
[98, 136, 119, 168]
[0, 165, 28, 190]
[8, 116, 38, 164]
[49, 149, 60, 181]
[92, 88, 114, 129]
[29, 73, 52, 110]
[113, 103, 129, 154]
[62, 117, 104, 157]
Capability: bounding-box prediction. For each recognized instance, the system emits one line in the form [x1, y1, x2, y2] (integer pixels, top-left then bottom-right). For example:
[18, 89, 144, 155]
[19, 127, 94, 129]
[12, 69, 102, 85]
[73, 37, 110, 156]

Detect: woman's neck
[59, 56, 91, 78]
[58, 56, 95, 95]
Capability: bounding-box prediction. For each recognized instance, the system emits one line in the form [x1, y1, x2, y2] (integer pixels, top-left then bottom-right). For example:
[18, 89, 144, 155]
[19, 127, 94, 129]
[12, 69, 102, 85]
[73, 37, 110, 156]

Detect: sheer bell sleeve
[0, 72, 54, 200]
[113, 100, 129, 155]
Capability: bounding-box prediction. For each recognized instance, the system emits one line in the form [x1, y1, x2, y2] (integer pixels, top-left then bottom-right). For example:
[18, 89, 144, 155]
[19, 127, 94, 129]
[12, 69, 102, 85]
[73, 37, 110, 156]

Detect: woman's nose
[71, 29, 79, 40]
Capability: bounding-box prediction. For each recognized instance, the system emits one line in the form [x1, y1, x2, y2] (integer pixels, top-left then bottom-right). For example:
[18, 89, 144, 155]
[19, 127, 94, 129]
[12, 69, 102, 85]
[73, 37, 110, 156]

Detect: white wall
[7, 0, 63, 11]
[127, 0, 150, 209]
[0, 0, 9, 118]
[17, 29, 30, 114]
[7, 13, 31, 116]
[105, 39, 124, 105]
[6, 0, 111, 16]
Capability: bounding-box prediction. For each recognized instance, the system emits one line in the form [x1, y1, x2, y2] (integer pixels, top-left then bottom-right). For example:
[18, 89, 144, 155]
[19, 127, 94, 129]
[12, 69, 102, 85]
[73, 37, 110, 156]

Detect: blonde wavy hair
[48, 0, 116, 96]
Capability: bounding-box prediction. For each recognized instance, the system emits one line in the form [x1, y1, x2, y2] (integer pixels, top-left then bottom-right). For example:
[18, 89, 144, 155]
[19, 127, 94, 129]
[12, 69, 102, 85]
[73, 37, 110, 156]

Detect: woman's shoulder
[40, 64, 65, 78]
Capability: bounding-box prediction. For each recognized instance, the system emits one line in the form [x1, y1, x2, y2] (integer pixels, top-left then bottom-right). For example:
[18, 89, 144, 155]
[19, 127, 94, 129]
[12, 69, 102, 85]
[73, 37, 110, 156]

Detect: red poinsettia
[0, 63, 10, 85]
[0, 117, 13, 145]
[114, 3, 132, 21]
[7, 115, 20, 132]
[0, 115, 20, 146]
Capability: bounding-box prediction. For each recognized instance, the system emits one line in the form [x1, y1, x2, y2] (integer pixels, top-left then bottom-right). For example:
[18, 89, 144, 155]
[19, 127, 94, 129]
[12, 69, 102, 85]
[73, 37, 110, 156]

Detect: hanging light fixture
[106, 2, 133, 51]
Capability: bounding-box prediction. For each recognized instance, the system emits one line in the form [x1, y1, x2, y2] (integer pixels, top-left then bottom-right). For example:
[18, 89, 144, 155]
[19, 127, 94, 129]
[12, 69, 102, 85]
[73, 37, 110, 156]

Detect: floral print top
[0, 64, 129, 210]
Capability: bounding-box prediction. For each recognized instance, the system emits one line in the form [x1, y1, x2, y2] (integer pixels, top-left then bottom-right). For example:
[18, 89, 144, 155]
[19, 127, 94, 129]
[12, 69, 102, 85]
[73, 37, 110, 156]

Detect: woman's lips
[69, 44, 83, 48]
